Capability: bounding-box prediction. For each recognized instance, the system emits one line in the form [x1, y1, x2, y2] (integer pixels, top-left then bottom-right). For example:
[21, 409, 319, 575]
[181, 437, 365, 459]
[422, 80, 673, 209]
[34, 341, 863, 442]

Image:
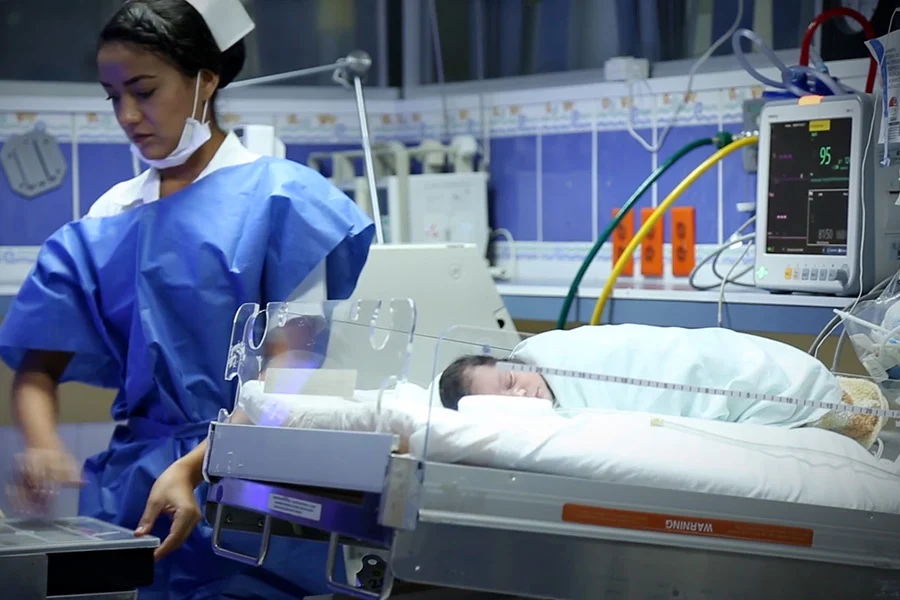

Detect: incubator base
[204, 421, 900, 600]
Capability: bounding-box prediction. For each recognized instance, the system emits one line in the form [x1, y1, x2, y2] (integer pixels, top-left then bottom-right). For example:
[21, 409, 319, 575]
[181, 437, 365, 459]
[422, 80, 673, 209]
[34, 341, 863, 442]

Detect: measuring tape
[496, 363, 900, 420]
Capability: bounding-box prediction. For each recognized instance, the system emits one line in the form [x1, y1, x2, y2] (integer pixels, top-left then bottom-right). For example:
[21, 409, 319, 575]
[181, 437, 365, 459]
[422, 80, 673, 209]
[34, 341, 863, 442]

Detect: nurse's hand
[7, 446, 83, 514]
[135, 459, 203, 560]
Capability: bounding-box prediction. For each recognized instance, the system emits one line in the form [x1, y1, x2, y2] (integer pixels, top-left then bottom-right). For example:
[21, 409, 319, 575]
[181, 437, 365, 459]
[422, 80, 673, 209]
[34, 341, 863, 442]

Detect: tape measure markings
[496, 363, 900, 420]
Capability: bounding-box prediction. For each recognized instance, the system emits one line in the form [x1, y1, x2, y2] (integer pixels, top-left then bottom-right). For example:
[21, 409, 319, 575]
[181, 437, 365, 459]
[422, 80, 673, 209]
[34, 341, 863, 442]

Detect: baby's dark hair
[99, 0, 246, 99]
[439, 354, 524, 410]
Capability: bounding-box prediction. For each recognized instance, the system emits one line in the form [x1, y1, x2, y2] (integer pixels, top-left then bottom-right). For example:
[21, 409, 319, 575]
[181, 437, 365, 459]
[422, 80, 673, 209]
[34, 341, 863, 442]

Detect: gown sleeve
[0, 222, 122, 388]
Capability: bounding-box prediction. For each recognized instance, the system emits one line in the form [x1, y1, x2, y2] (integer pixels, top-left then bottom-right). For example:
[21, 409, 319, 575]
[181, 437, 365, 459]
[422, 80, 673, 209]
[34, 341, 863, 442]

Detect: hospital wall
[0, 60, 871, 515]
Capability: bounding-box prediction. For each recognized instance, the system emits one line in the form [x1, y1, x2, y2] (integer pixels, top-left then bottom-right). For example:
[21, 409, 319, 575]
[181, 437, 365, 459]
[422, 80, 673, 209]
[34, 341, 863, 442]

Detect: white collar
[115, 131, 259, 207]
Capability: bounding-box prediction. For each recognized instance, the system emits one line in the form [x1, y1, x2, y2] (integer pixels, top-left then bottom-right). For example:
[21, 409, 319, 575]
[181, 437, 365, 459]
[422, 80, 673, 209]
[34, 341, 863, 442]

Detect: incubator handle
[210, 503, 272, 566]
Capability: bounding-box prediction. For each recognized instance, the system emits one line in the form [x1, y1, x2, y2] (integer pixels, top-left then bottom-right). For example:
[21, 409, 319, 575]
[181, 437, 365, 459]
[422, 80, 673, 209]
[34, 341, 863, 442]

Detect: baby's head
[438, 354, 554, 410]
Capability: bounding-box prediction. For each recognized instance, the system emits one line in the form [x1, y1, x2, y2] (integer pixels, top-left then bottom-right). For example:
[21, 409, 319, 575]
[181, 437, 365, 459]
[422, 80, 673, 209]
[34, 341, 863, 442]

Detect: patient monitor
[754, 94, 900, 296]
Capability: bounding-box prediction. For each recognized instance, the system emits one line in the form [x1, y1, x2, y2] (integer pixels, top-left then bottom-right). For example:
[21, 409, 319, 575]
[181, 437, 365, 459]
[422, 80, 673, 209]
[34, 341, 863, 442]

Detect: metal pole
[352, 75, 385, 244]
[228, 62, 346, 89]
[225, 50, 385, 244]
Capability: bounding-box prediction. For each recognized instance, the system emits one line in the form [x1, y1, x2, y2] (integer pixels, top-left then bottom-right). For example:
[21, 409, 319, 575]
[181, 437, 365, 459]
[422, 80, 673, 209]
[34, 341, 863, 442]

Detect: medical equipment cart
[0, 516, 158, 599]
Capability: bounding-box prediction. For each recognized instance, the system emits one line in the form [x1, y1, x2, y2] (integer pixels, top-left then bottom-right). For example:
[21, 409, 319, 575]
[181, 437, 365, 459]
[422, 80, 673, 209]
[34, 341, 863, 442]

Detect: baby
[439, 354, 553, 410]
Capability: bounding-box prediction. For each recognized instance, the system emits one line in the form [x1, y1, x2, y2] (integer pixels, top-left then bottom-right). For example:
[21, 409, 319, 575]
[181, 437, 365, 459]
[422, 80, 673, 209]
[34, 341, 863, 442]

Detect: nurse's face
[97, 42, 217, 160]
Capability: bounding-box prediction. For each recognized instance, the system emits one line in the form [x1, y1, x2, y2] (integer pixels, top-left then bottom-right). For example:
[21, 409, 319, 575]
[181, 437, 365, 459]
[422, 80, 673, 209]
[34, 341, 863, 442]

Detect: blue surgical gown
[0, 158, 374, 599]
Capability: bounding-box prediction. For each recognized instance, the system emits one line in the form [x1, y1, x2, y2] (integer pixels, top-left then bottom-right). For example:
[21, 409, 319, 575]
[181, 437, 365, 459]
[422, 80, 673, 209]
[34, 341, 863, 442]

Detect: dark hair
[439, 354, 524, 411]
[99, 0, 246, 94]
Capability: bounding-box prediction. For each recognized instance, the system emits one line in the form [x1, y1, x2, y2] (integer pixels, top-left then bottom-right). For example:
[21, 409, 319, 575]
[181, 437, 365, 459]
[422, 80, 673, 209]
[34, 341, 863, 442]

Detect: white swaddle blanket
[510, 325, 837, 428]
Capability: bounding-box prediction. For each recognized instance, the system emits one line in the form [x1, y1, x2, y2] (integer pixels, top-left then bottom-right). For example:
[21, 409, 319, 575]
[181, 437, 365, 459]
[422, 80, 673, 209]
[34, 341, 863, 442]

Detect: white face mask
[130, 76, 212, 170]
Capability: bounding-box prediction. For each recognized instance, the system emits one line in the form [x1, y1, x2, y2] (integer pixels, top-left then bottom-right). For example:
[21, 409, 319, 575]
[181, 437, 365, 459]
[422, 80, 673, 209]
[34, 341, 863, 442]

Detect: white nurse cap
[183, 0, 255, 51]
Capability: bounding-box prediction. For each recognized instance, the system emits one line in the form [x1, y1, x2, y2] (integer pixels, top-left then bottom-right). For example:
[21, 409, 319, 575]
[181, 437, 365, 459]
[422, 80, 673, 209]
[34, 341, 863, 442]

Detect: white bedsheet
[237, 381, 900, 514]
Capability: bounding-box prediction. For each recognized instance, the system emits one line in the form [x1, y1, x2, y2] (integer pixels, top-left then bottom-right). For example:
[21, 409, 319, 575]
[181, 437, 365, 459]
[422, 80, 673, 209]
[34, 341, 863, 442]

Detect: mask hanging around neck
[130, 75, 213, 170]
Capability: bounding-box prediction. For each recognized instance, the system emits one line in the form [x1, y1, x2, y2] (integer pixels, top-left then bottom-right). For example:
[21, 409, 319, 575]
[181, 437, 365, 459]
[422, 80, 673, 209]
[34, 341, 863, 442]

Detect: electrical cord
[810, 90, 879, 362]
[625, 0, 744, 154]
[688, 233, 755, 291]
[489, 228, 517, 281]
[717, 240, 753, 327]
[689, 214, 757, 291]
[799, 7, 877, 94]
[809, 277, 890, 356]
[590, 135, 759, 325]
[426, 0, 451, 144]
[555, 134, 730, 330]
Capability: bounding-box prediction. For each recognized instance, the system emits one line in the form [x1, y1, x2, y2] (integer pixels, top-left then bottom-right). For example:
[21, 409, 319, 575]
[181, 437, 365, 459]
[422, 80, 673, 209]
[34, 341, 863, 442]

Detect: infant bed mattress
[236, 381, 900, 514]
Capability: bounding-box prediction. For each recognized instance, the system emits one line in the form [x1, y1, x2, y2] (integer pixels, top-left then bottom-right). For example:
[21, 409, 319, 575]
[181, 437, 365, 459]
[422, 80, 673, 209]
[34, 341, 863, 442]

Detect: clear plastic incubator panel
[220, 297, 417, 433]
[418, 325, 900, 515]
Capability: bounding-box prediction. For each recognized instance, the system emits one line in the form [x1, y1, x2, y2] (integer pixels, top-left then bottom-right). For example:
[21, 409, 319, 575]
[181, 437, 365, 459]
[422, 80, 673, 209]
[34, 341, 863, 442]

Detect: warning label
[561, 504, 814, 548]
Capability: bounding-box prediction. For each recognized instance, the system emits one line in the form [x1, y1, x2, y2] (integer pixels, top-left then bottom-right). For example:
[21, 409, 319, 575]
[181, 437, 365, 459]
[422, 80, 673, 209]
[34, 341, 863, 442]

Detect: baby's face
[467, 364, 553, 400]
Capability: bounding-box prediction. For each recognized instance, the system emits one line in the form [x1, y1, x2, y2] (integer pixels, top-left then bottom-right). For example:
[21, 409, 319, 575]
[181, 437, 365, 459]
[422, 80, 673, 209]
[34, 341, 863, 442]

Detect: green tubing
[554, 131, 735, 330]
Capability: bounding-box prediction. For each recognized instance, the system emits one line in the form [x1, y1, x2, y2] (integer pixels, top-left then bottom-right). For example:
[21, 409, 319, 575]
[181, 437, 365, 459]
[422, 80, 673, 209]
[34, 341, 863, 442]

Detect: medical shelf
[499, 280, 850, 334]
[0, 516, 157, 599]
[204, 421, 900, 600]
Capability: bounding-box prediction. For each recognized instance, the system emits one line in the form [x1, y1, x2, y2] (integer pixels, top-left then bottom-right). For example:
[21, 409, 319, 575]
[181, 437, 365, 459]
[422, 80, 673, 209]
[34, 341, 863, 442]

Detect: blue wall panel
[77, 143, 134, 217]
[541, 132, 593, 242]
[656, 124, 720, 243]
[490, 136, 538, 241]
[596, 129, 654, 238]
[0, 143, 74, 246]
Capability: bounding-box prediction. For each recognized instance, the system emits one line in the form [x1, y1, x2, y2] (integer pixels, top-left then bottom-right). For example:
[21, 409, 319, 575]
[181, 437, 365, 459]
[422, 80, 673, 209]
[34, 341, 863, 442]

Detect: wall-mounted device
[754, 94, 900, 296]
[407, 171, 490, 257]
[308, 137, 491, 257]
[0, 123, 68, 199]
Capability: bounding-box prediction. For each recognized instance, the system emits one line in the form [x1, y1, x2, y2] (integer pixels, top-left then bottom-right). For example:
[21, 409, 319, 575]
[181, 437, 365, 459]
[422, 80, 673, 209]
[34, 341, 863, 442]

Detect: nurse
[1, 0, 373, 598]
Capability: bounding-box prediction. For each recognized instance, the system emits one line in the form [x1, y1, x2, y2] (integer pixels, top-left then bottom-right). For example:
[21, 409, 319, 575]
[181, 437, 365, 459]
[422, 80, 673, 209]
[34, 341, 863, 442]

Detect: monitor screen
[764, 116, 853, 256]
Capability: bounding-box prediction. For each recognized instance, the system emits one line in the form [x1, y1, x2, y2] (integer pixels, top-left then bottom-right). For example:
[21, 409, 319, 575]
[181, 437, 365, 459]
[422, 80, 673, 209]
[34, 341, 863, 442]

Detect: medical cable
[473, 0, 490, 169]
[489, 227, 518, 281]
[810, 91, 879, 361]
[426, 0, 451, 145]
[625, 0, 744, 153]
[709, 218, 757, 288]
[731, 29, 852, 97]
[832, 330, 848, 371]
[688, 215, 756, 291]
[555, 135, 728, 329]
[589, 135, 759, 326]
[687, 233, 755, 291]
[799, 7, 877, 94]
[808, 277, 890, 357]
[717, 239, 754, 327]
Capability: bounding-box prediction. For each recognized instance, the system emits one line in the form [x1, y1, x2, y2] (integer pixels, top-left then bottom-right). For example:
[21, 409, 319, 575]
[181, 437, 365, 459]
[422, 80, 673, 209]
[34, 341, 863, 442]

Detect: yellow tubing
[589, 135, 759, 326]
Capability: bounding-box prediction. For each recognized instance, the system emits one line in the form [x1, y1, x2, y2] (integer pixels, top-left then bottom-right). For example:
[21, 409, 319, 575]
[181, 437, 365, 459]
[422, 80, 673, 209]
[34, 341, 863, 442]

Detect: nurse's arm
[136, 438, 207, 558]
[12, 350, 73, 450]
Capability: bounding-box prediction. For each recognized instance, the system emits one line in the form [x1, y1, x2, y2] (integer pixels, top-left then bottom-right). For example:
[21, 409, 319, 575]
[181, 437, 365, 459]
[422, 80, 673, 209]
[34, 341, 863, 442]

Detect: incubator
[204, 299, 900, 599]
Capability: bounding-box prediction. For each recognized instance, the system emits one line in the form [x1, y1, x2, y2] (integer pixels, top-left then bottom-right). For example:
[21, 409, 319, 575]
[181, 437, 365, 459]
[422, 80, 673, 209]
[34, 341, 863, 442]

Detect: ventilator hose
[799, 7, 877, 94]
[555, 133, 733, 330]
[589, 135, 759, 326]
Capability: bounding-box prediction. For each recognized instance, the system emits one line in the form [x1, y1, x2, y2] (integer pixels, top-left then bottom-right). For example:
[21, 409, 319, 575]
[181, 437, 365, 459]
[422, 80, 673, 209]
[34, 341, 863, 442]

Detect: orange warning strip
[562, 504, 814, 548]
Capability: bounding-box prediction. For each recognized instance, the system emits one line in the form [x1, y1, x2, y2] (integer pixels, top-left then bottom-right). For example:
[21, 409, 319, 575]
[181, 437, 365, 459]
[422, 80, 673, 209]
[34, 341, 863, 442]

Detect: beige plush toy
[808, 376, 890, 450]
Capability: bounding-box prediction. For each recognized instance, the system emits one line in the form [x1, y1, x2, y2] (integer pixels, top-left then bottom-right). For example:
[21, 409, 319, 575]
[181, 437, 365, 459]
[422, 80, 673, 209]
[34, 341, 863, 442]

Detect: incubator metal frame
[204, 309, 900, 599]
